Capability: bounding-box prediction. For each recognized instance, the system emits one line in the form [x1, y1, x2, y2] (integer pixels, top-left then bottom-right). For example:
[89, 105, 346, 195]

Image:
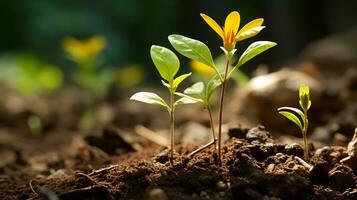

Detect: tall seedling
[130, 45, 196, 164]
[169, 11, 276, 166]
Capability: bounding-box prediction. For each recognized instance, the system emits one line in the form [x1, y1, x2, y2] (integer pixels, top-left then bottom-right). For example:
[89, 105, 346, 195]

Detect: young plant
[278, 84, 311, 160]
[175, 75, 221, 156]
[130, 45, 196, 164]
[62, 36, 115, 94]
[169, 11, 276, 166]
[0, 54, 63, 95]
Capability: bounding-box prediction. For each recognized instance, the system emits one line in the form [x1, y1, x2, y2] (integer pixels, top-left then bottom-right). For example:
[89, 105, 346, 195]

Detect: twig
[135, 125, 168, 147]
[294, 156, 314, 172]
[77, 172, 94, 185]
[187, 140, 215, 158]
[88, 164, 118, 176]
[29, 179, 38, 196]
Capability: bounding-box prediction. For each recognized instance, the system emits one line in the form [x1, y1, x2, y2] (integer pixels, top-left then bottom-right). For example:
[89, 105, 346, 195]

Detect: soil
[1, 125, 356, 200]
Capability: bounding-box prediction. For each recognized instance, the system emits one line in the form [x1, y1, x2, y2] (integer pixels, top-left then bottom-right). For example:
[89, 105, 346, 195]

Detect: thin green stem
[169, 92, 175, 164]
[303, 110, 309, 160]
[217, 58, 230, 167]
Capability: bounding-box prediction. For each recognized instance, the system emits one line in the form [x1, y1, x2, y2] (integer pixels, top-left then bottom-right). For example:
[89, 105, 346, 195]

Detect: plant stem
[207, 105, 217, 149]
[169, 92, 175, 164]
[303, 110, 309, 160]
[217, 58, 230, 167]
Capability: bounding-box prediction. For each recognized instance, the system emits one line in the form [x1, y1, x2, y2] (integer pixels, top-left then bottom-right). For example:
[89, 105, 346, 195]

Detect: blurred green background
[0, 0, 356, 88]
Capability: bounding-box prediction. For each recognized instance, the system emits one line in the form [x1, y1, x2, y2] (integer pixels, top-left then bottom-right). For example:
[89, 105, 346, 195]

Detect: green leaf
[130, 92, 168, 108]
[150, 45, 179, 81]
[278, 107, 305, 120]
[278, 109, 303, 131]
[175, 96, 200, 106]
[184, 82, 204, 95]
[161, 80, 171, 88]
[238, 41, 277, 67]
[206, 75, 221, 100]
[173, 72, 191, 88]
[175, 92, 203, 103]
[168, 34, 216, 70]
[299, 84, 311, 111]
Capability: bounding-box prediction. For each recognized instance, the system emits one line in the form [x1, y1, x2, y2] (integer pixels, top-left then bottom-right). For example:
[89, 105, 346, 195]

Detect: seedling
[169, 11, 276, 166]
[278, 84, 311, 160]
[62, 36, 116, 93]
[130, 45, 196, 164]
[0, 54, 63, 94]
[27, 115, 43, 136]
[176, 75, 221, 155]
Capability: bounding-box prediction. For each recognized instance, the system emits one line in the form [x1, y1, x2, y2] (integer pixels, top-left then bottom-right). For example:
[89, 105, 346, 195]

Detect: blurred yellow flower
[62, 36, 106, 63]
[190, 60, 215, 75]
[116, 64, 146, 87]
[200, 11, 265, 52]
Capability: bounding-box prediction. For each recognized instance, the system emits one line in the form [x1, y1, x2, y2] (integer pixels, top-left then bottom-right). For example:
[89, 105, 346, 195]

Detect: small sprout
[169, 10, 276, 166]
[130, 45, 197, 164]
[176, 76, 222, 152]
[27, 115, 42, 136]
[62, 36, 123, 94]
[278, 84, 311, 160]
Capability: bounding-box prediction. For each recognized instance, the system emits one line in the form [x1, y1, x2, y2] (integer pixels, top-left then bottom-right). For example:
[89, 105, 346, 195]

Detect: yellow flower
[200, 11, 265, 52]
[62, 36, 106, 63]
[190, 60, 216, 75]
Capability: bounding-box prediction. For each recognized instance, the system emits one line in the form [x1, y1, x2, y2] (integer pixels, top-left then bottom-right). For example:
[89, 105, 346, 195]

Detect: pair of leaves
[168, 34, 277, 81]
[176, 75, 221, 106]
[277, 107, 305, 131]
[130, 91, 199, 111]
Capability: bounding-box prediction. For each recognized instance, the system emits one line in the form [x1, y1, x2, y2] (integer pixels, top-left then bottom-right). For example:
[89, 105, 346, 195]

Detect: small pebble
[328, 165, 355, 190]
[216, 181, 227, 191]
[148, 188, 167, 200]
[266, 163, 275, 172]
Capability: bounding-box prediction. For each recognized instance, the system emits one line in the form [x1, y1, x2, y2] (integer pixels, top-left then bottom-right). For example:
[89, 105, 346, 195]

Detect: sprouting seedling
[130, 45, 197, 164]
[27, 115, 43, 136]
[168, 10, 276, 166]
[175, 75, 221, 156]
[278, 84, 311, 160]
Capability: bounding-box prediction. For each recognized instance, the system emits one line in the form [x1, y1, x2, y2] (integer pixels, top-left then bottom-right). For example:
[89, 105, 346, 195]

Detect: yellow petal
[224, 11, 240, 36]
[87, 36, 106, 56]
[190, 60, 215, 75]
[62, 37, 88, 62]
[200, 13, 224, 40]
[236, 18, 264, 41]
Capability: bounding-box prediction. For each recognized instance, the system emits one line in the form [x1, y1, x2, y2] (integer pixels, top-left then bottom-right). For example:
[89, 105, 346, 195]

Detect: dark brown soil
[3, 126, 356, 200]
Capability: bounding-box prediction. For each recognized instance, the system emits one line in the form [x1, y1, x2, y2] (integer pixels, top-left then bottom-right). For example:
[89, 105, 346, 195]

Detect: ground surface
[1, 125, 356, 200]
